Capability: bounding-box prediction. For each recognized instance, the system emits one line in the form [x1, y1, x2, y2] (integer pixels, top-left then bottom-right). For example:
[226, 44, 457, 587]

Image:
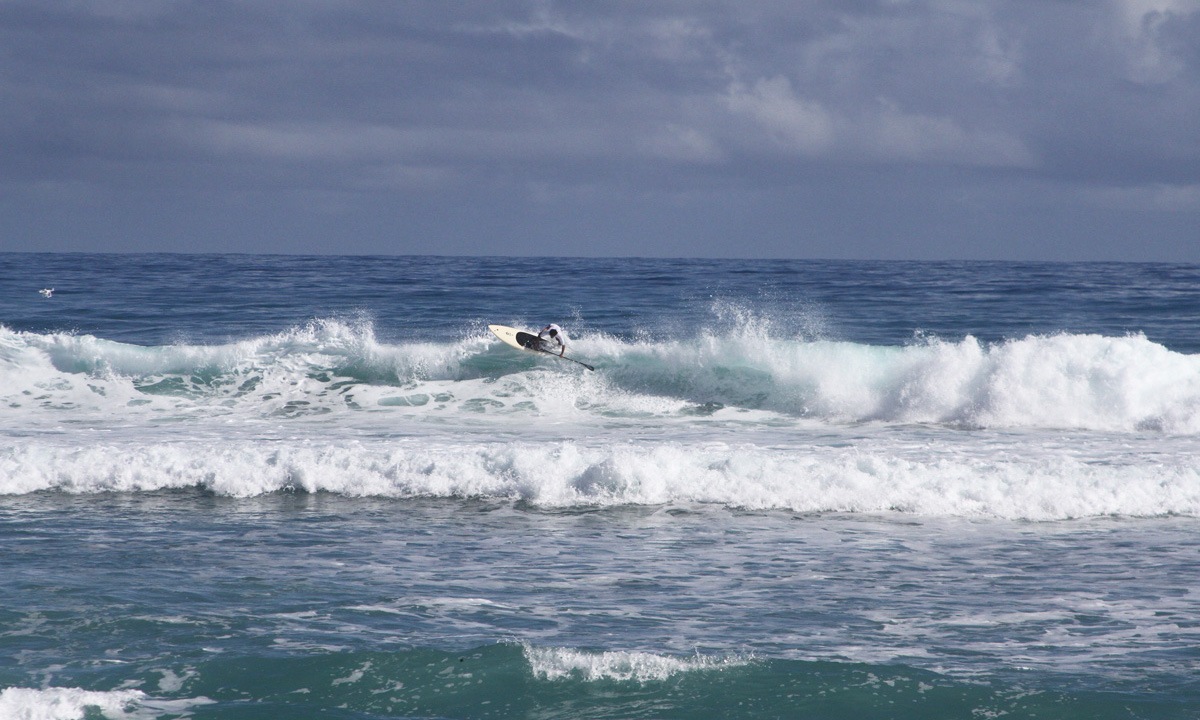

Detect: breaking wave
[3, 438, 1199, 520]
[4, 319, 1200, 519]
[2, 319, 1198, 433]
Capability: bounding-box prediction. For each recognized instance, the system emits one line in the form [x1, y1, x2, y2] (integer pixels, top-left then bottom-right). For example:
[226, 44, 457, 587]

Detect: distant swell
[2, 321, 1199, 433]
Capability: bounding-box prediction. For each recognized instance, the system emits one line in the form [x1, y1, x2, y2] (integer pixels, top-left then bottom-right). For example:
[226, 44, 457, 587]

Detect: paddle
[535, 348, 594, 371]
[561, 356, 595, 372]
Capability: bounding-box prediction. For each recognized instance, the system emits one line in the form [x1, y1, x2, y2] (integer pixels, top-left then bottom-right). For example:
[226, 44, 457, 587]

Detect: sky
[1, 0, 1198, 260]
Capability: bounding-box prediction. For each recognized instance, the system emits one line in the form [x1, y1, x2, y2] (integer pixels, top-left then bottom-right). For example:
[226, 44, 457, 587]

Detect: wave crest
[523, 644, 749, 682]
[5, 439, 1199, 520]
[2, 322, 1199, 433]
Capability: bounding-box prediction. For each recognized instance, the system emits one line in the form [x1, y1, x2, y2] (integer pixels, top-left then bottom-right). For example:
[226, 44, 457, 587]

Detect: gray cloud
[1, 0, 1197, 258]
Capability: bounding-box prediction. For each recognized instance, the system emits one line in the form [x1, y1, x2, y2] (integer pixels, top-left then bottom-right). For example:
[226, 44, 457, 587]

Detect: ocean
[2, 254, 1199, 719]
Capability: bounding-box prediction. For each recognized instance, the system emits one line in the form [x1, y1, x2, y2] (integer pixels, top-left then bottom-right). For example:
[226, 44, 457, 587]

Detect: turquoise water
[2, 255, 1199, 718]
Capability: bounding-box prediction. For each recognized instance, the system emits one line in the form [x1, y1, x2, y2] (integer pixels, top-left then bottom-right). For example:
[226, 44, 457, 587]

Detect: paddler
[537, 323, 568, 357]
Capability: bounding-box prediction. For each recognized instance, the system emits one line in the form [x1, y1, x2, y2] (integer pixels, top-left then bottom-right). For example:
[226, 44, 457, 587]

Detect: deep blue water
[2, 254, 1199, 719]
[9, 254, 1200, 350]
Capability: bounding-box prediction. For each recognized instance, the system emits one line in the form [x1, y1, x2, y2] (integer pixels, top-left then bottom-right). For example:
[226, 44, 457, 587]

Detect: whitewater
[3, 255, 1199, 719]
[3, 318, 1199, 520]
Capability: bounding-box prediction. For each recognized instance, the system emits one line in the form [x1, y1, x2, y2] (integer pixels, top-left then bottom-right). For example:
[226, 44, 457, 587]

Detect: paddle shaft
[535, 347, 594, 371]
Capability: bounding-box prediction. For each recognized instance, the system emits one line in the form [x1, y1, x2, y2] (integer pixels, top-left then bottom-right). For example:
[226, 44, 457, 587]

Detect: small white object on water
[40, 288, 54, 298]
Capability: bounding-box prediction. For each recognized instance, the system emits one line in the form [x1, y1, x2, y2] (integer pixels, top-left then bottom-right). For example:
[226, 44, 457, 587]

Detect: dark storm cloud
[1, 0, 1197, 258]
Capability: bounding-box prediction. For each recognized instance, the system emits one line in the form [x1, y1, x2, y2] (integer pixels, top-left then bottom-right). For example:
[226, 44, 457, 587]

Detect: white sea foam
[0, 687, 143, 720]
[523, 644, 748, 682]
[3, 321, 1200, 519]
[0, 687, 210, 720]
[3, 437, 1198, 520]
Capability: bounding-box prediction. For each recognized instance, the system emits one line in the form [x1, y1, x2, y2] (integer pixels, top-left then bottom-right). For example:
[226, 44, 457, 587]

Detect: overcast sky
[2, 0, 1197, 259]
